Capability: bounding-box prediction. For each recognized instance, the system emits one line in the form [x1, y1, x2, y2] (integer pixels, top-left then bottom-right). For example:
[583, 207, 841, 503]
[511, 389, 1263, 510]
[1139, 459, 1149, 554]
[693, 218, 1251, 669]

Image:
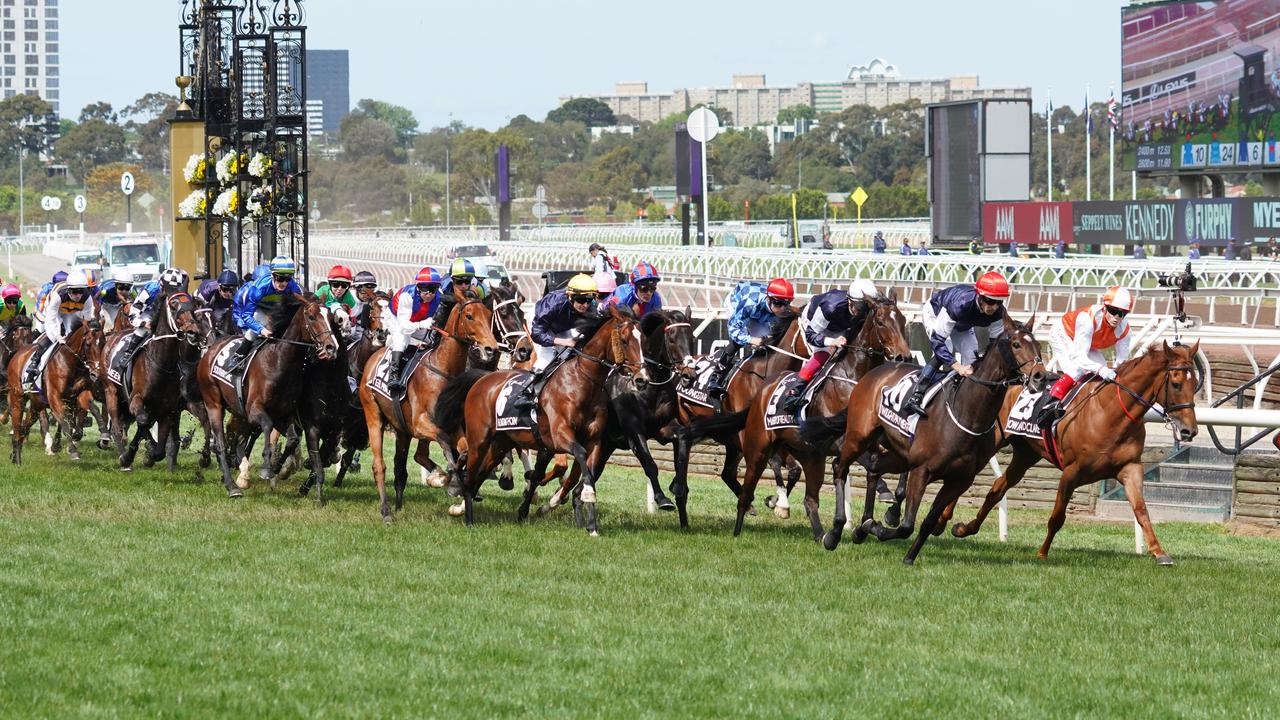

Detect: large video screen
[928, 102, 981, 241]
[1122, 0, 1280, 173]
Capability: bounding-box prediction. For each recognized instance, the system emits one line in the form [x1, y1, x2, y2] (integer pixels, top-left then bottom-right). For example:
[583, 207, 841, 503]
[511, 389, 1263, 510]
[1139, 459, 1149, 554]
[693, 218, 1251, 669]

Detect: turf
[1, 432, 1278, 719]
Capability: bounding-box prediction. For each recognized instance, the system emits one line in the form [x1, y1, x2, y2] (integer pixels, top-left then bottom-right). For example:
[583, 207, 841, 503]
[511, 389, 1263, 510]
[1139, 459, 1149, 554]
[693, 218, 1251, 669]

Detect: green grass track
[1, 435, 1278, 718]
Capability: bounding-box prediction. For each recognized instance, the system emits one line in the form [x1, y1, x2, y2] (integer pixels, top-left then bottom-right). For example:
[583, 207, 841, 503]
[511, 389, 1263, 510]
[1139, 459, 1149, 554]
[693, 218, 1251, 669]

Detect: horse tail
[679, 409, 748, 440]
[433, 368, 489, 435]
[798, 411, 848, 446]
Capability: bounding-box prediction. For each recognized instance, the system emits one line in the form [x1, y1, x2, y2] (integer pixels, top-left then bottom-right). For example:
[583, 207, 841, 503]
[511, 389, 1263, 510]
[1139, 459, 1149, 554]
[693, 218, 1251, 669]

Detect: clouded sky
[63, 0, 1122, 127]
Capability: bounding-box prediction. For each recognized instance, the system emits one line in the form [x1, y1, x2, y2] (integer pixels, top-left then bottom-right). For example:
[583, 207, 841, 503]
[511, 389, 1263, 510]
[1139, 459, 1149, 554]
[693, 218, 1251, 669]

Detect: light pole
[17, 144, 24, 243]
[445, 112, 452, 228]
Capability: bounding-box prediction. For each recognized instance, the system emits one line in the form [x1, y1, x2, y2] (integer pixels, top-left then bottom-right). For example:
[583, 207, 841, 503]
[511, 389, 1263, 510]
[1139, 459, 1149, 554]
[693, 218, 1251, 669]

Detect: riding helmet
[449, 258, 476, 279]
[974, 271, 1010, 299]
[216, 269, 240, 287]
[2, 283, 20, 300]
[159, 268, 189, 290]
[269, 255, 298, 276]
[353, 270, 377, 287]
[846, 278, 879, 301]
[593, 271, 617, 294]
[327, 265, 353, 282]
[415, 267, 443, 288]
[112, 268, 135, 284]
[52, 270, 68, 284]
[1102, 286, 1134, 313]
[630, 261, 660, 285]
[566, 273, 597, 298]
[765, 278, 794, 301]
[64, 270, 90, 290]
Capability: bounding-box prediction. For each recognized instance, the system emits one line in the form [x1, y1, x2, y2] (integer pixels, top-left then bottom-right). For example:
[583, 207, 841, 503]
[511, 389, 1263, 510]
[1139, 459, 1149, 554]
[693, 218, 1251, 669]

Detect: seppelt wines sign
[981, 202, 1072, 245]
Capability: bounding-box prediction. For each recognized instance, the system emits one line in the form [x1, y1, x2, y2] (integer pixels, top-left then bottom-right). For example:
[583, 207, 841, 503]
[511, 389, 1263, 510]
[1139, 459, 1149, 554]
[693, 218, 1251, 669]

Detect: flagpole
[1085, 86, 1092, 201]
[1109, 88, 1116, 201]
[1047, 88, 1054, 202]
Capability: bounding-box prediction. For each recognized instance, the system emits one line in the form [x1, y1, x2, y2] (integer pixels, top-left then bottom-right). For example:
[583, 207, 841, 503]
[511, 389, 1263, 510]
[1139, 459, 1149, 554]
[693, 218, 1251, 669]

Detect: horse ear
[1026, 311, 1036, 329]
[1189, 339, 1201, 356]
[1161, 339, 1171, 354]
[888, 288, 897, 303]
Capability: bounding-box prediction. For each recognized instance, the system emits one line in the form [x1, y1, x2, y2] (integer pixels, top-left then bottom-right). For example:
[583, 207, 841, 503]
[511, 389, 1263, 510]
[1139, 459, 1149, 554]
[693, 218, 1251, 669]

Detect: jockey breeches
[799, 350, 828, 381]
[533, 331, 574, 370]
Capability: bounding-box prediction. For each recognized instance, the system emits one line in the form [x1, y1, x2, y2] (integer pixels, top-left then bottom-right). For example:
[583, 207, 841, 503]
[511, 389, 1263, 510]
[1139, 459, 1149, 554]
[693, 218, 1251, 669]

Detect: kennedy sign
[1073, 200, 1179, 245]
[981, 202, 1072, 245]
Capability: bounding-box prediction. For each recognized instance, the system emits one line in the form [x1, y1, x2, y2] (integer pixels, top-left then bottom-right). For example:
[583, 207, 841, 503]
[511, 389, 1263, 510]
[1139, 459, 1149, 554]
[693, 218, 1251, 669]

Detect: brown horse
[432, 305, 648, 534]
[948, 340, 1200, 565]
[822, 315, 1045, 564]
[197, 294, 338, 499]
[670, 307, 806, 527]
[7, 318, 105, 463]
[0, 315, 34, 419]
[732, 295, 913, 540]
[101, 290, 205, 471]
[358, 290, 499, 521]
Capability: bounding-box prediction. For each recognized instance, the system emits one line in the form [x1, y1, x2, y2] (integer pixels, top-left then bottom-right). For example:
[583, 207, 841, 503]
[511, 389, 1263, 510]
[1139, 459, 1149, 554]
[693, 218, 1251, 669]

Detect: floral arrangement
[215, 152, 244, 185]
[177, 190, 206, 218]
[182, 153, 207, 185]
[245, 186, 273, 219]
[247, 152, 272, 179]
[211, 188, 239, 218]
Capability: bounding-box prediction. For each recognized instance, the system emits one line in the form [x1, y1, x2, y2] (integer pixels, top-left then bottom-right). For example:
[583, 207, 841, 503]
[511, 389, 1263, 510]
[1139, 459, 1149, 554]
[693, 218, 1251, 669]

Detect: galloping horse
[821, 315, 1045, 564]
[358, 289, 499, 521]
[949, 340, 1200, 564]
[0, 315, 34, 419]
[670, 307, 806, 527]
[732, 295, 913, 540]
[102, 289, 204, 471]
[197, 294, 338, 499]
[433, 305, 649, 534]
[7, 319, 104, 463]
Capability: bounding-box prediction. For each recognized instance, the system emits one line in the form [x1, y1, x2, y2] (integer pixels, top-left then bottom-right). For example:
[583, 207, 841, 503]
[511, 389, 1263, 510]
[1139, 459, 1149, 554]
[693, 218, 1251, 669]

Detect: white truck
[102, 235, 165, 284]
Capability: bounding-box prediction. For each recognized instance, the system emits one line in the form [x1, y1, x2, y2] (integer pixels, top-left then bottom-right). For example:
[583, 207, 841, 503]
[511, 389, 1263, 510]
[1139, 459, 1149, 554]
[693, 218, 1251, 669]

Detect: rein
[490, 297, 530, 352]
[1112, 363, 1196, 422]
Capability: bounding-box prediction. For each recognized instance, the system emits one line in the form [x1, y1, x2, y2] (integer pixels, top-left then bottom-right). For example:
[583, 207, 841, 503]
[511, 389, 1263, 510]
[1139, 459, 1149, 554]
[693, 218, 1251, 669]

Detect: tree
[0, 94, 56, 160]
[449, 127, 530, 218]
[84, 163, 151, 231]
[352, 99, 419, 148]
[776, 104, 816, 125]
[546, 97, 617, 127]
[863, 183, 926, 218]
[710, 129, 771, 185]
[78, 102, 117, 124]
[121, 92, 178, 172]
[55, 118, 127, 179]
[339, 113, 399, 162]
[546, 162, 594, 209]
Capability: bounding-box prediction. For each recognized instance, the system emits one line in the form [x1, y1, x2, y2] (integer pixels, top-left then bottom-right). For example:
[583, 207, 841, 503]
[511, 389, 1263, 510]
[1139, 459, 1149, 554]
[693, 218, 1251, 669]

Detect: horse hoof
[851, 527, 868, 545]
[877, 491, 895, 503]
[902, 555, 917, 566]
[764, 496, 776, 509]
[747, 504, 758, 517]
[1156, 554, 1174, 566]
[883, 506, 901, 528]
[588, 530, 600, 538]
[298, 485, 310, 497]
[382, 514, 393, 525]
[258, 468, 273, 482]
[821, 530, 840, 551]
[498, 475, 514, 491]
[228, 488, 243, 499]
[234, 476, 250, 490]
[97, 438, 111, 450]
[951, 523, 970, 538]
[447, 502, 465, 517]
[655, 495, 676, 512]
[773, 505, 790, 520]
[120, 466, 132, 473]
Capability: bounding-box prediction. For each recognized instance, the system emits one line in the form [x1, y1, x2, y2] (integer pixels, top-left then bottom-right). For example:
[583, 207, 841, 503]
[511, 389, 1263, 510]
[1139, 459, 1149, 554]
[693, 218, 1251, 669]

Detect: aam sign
[981, 202, 1072, 245]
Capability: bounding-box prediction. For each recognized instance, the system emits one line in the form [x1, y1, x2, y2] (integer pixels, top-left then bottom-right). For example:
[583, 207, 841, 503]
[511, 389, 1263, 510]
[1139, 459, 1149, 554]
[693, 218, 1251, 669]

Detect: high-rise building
[1, 0, 60, 116]
[305, 49, 349, 135]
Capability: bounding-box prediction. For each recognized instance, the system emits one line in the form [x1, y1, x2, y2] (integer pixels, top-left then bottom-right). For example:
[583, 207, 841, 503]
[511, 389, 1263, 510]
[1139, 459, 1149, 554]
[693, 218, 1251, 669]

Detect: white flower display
[246, 186, 272, 219]
[182, 153, 207, 185]
[215, 153, 241, 185]
[178, 190, 206, 218]
[211, 188, 238, 217]
[247, 152, 272, 178]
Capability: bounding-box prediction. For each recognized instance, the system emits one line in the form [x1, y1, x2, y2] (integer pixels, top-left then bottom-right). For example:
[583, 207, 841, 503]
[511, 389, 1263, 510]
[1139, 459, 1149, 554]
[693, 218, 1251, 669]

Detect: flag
[1107, 94, 1120, 129]
[1084, 92, 1092, 134]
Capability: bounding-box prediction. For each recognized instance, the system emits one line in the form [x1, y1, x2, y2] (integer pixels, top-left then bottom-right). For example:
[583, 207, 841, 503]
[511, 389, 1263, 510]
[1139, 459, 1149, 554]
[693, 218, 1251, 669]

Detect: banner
[981, 202, 1072, 245]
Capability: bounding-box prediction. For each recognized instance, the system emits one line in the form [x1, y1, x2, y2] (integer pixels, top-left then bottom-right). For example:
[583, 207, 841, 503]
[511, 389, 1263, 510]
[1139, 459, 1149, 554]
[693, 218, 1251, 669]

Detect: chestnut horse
[359, 290, 499, 521]
[948, 340, 1200, 565]
[433, 305, 648, 534]
[197, 294, 338, 499]
[822, 315, 1045, 564]
[7, 319, 104, 464]
[732, 295, 913, 540]
[101, 290, 204, 471]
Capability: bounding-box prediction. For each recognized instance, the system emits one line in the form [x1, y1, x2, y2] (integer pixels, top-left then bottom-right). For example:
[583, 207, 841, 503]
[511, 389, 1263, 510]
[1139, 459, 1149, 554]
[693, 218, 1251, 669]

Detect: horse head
[292, 295, 339, 361]
[605, 305, 649, 389]
[489, 280, 533, 365]
[164, 291, 204, 346]
[859, 291, 913, 363]
[445, 297, 500, 367]
[1125, 340, 1200, 443]
[640, 308, 696, 382]
[998, 312, 1048, 391]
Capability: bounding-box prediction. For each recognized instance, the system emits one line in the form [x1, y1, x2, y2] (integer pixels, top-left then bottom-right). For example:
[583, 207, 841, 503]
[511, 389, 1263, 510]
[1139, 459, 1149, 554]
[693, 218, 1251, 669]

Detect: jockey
[25, 269, 95, 388]
[606, 261, 663, 317]
[778, 278, 880, 411]
[1, 283, 27, 325]
[195, 269, 240, 328]
[705, 277, 795, 398]
[511, 273, 598, 411]
[386, 266, 444, 392]
[125, 268, 190, 360]
[35, 270, 69, 326]
[352, 270, 379, 305]
[431, 258, 479, 327]
[1036, 286, 1134, 426]
[901, 271, 1011, 418]
[594, 271, 617, 302]
[231, 255, 303, 360]
[316, 264, 357, 327]
[96, 268, 135, 327]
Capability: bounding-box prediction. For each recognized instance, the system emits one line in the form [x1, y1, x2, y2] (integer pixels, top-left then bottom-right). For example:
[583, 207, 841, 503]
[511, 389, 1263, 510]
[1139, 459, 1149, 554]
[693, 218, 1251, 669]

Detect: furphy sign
[981, 202, 1072, 245]
[1180, 199, 1235, 245]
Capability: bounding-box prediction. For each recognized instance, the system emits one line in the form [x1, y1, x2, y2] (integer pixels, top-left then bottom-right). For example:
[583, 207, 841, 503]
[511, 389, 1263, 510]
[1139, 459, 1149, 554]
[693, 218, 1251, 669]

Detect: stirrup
[901, 395, 927, 418]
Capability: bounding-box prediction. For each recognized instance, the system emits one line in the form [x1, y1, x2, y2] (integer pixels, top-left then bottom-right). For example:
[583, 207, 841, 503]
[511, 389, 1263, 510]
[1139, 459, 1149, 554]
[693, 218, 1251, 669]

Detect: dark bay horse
[732, 295, 913, 540]
[7, 319, 104, 463]
[197, 294, 338, 499]
[821, 315, 1045, 564]
[948, 340, 1200, 565]
[102, 290, 204, 471]
[433, 305, 649, 534]
[358, 290, 499, 521]
[0, 315, 34, 419]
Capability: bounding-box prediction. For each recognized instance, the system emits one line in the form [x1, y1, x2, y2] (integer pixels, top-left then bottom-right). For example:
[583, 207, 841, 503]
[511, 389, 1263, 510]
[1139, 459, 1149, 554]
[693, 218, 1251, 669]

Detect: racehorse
[0, 315, 34, 419]
[102, 289, 204, 471]
[358, 289, 499, 522]
[819, 315, 1045, 564]
[670, 307, 806, 528]
[732, 294, 912, 540]
[433, 305, 649, 534]
[197, 293, 338, 500]
[530, 308, 697, 518]
[948, 340, 1200, 565]
[7, 319, 105, 464]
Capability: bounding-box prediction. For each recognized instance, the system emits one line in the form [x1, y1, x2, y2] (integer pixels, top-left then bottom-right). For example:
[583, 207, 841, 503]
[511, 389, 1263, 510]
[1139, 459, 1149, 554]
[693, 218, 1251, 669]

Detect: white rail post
[988, 456, 1008, 542]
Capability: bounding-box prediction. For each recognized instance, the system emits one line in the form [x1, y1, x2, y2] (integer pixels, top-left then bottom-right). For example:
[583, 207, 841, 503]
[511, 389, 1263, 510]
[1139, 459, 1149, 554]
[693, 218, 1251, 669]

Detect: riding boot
[900, 368, 936, 419]
[1035, 375, 1076, 429]
[780, 378, 810, 413]
[706, 344, 739, 398]
[24, 337, 50, 388]
[387, 350, 406, 393]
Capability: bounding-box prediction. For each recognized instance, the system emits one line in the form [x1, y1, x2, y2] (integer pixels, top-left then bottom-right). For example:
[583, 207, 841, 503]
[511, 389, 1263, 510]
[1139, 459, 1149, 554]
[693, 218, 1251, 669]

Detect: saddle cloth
[877, 370, 951, 438]
[367, 346, 428, 402]
[210, 339, 266, 412]
[762, 372, 806, 430]
[106, 335, 146, 395]
[495, 373, 537, 432]
[676, 356, 742, 411]
[1005, 372, 1098, 439]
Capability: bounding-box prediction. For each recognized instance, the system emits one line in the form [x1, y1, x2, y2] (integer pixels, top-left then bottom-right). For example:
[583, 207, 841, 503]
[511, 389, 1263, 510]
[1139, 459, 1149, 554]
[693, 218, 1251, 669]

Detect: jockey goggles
[271, 273, 292, 282]
[635, 280, 658, 292]
[977, 294, 1003, 307]
[329, 280, 350, 290]
[1105, 305, 1128, 318]
[416, 282, 440, 293]
[117, 283, 134, 293]
[218, 284, 234, 293]
[768, 297, 791, 308]
[3, 297, 17, 304]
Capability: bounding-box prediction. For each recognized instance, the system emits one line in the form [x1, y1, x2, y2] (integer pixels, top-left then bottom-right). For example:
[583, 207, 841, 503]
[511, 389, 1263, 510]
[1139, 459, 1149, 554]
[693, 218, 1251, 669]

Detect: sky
[63, 1, 1124, 128]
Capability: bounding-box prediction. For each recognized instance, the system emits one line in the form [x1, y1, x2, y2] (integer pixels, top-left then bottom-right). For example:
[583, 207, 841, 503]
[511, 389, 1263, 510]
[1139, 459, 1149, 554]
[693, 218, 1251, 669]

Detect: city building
[305, 99, 324, 137]
[562, 60, 1029, 126]
[2, 0, 60, 115]
[305, 49, 349, 134]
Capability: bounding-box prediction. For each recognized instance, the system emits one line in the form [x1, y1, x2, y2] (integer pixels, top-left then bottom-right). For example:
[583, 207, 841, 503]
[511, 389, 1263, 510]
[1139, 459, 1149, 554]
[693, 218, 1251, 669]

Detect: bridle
[637, 315, 693, 386]
[1112, 355, 1198, 423]
[490, 295, 531, 354]
[943, 328, 1042, 436]
[435, 298, 496, 352]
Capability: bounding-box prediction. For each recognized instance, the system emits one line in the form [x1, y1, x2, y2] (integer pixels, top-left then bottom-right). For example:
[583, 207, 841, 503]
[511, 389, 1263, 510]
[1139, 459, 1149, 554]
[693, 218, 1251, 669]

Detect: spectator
[1267, 237, 1279, 259]
[1225, 238, 1239, 261]
[1133, 242, 1147, 260]
[872, 231, 887, 254]
[1007, 241, 1019, 258]
[899, 238, 912, 256]
[1188, 241, 1201, 260]
[589, 243, 609, 274]
[821, 222, 833, 250]
[1054, 240, 1066, 259]
[1240, 240, 1254, 262]
[915, 240, 931, 256]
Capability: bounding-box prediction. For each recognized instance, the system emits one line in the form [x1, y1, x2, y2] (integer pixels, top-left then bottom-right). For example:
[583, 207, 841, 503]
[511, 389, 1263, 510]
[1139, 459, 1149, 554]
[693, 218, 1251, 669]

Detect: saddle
[676, 351, 750, 411]
[495, 373, 539, 432]
[368, 345, 428, 403]
[210, 338, 268, 414]
[878, 370, 953, 438]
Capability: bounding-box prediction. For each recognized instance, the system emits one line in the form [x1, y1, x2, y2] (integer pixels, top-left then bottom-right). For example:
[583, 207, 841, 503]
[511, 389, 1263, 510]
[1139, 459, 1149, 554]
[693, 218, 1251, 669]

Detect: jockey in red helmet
[705, 277, 795, 398]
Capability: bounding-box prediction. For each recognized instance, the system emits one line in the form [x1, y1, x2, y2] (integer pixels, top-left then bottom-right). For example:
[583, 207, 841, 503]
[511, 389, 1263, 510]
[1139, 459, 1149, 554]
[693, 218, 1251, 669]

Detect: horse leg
[461, 436, 507, 526]
[628, 431, 673, 512]
[764, 451, 792, 520]
[498, 453, 515, 491]
[874, 467, 927, 542]
[524, 451, 558, 519]
[902, 476, 970, 566]
[733, 447, 770, 537]
[8, 388, 23, 465]
[163, 413, 180, 473]
[883, 471, 909, 529]
[1116, 462, 1172, 565]
[393, 433, 414, 512]
[304, 423, 326, 507]
[572, 441, 605, 536]
[271, 428, 301, 476]
[417, 438, 446, 488]
[380, 431, 409, 520]
[47, 393, 80, 461]
[1037, 466, 1084, 561]
[820, 452, 847, 550]
[206, 404, 242, 498]
[953, 443, 1039, 538]
[850, 466, 881, 544]
[670, 433, 693, 528]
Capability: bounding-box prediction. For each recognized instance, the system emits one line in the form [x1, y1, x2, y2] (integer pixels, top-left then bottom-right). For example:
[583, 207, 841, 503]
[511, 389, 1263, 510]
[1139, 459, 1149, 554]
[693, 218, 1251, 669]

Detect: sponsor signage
[1073, 200, 1178, 245]
[981, 201, 1072, 245]
[1180, 199, 1236, 246]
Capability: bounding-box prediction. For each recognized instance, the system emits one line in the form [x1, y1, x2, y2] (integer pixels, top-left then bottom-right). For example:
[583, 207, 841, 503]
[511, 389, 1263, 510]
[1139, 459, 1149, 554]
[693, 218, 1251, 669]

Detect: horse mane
[638, 308, 669, 337]
[265, 292, 305, 335]
[10, 313, 33, 329]
[766, 306, 798, 346]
